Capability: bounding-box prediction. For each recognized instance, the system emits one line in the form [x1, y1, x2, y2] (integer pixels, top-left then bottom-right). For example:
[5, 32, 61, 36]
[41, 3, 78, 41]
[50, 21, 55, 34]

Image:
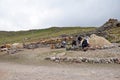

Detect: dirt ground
[0, 47, 120, 80]
[0, 62, 120, 80]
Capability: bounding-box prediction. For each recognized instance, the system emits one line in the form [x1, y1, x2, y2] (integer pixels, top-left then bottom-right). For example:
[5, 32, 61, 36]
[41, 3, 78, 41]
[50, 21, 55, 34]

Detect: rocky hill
[96, 18, 120, 43]
[76, 18, 120, 43]
[98, 18, 120, 31]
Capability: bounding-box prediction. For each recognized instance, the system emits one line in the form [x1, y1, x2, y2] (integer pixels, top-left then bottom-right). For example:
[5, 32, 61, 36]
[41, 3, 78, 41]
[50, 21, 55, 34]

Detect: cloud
[0, 0, 120, 31]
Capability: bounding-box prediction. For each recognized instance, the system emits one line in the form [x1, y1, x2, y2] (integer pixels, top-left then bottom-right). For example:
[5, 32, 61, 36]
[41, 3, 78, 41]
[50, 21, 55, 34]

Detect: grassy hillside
[106, 27, 120, 43]
[0, 27, 95, 44]
[0, 25, 119, 45]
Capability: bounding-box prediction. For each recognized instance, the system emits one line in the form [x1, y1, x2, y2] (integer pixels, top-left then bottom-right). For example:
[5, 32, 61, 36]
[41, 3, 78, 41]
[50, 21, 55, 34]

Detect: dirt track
[0, 62, 120, 80]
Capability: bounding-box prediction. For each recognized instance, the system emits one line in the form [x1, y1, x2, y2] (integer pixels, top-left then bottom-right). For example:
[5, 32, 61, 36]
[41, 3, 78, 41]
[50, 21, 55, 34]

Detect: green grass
[106, 27, 120, 42]
[0, 26, 119, 44]
[0, 27, 95, 44]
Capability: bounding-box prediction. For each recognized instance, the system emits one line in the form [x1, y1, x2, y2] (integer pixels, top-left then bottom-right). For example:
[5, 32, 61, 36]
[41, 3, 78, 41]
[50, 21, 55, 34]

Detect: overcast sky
[0, 0, 120, 31]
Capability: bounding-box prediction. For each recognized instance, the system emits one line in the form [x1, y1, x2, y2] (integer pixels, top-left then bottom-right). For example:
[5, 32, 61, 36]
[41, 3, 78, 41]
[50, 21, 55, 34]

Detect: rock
[56, 52, 66, 57]
[50, 56, 56, 61]
[110, 58, 114, 63]
[113, 58, 118, 63]
[55, 59, 60, 63]
[81, 58, 87, 62]
[87, 58, 94, 63]
[94, 58, 100, 63]
[113, 58, 120, 64]
[62, 57, 68, 62]
[117, 58, 120, 64]
[77, 57, 83, 63]
[60, 57, 66, 61]
[72, 58, 79, 63]
[44, 57, 51, 60]
[67, 57, 73, 62]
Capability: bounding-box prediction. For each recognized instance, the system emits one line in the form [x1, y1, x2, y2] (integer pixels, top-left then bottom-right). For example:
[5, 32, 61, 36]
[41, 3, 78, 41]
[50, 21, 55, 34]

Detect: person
[61, 38, 67, 48]
[71, 39, 77, 50]
[82, 39, 89, 51]
[72, 40, 77, 47]
[78, 36, 82, 43]
[61, 40, 66, 48]
[77, 36, 82, 47]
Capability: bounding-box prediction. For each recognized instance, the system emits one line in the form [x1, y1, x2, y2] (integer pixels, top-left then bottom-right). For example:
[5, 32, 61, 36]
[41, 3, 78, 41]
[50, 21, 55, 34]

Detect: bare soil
[0, 61, 120, 80]
[0, 47, 120, 80]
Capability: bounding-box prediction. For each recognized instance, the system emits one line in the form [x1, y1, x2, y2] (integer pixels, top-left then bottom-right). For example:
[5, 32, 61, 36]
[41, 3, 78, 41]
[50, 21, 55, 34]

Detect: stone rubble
[45, 57, 120, 64]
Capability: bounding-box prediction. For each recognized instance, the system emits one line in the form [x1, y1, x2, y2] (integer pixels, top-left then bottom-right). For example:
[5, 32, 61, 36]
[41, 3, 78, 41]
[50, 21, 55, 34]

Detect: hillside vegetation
[106, 27, 120, 43]
[0, 19, 120, 45]
[0, 27, 95, 44]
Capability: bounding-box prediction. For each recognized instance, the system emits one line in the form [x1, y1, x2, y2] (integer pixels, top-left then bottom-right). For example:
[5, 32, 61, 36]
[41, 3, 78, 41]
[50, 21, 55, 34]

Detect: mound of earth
[89, 34, 113, 48]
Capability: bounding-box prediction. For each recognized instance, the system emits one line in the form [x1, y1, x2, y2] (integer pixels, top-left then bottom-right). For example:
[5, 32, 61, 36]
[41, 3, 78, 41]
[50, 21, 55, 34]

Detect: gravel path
[0, 62, 120, 80]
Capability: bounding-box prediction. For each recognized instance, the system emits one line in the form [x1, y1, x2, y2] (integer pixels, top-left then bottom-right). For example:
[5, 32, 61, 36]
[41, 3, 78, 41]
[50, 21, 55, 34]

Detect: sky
[0, 0, 120, 31]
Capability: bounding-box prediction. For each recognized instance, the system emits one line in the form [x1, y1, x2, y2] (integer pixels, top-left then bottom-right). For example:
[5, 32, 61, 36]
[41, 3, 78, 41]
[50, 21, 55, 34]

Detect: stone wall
[45, 57, 120, 64]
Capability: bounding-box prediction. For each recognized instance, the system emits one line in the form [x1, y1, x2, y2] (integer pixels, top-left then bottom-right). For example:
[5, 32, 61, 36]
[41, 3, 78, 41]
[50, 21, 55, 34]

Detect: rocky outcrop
[98, 18, 120, 31]
[90, 18, 120, 42]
